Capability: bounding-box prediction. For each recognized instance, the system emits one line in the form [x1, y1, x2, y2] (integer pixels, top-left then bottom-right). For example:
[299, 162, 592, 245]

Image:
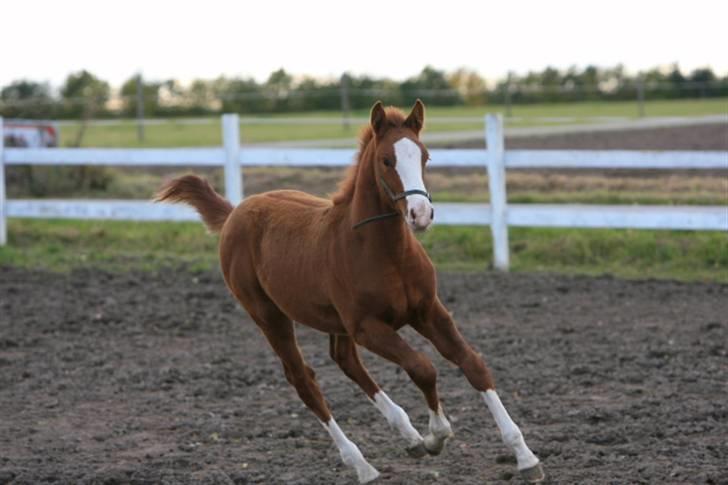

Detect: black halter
[379, 177, 432, 204]
[352, 177, 432, 230]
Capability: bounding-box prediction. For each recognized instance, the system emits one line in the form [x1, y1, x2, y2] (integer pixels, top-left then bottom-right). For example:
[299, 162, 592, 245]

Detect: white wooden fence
[1, 114, 726, 270]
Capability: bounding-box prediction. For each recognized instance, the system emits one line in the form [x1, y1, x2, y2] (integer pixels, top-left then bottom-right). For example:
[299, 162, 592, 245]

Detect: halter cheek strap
[352, 178, 432, 230]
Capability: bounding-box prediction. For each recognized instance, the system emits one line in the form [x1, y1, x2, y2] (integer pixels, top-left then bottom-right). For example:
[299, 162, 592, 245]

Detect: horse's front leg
[350, 317, 453, 456]
[412, 298, 545, 483]
[329, 334, 427, 457]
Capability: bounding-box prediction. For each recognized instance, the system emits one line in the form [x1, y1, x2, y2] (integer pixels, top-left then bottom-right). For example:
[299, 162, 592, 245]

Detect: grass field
[1, 219, 726, 282]
[57, 98, 728, 147]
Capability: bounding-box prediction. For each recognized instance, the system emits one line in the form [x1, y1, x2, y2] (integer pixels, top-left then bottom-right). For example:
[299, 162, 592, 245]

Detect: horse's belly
[292, 305, 346, 335]
[272, 293, 345, 334]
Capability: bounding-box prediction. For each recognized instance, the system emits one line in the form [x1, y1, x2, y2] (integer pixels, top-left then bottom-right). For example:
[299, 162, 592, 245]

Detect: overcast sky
[3, 0, 726, 89]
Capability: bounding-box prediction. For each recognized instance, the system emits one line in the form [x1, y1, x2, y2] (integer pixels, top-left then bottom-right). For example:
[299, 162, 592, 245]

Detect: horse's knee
[329, 342, 347, 366]
[438, 343, 463, 365]
[431, 333, 495, 391]
[305, 365, 316, 380]
[282, 362, 315, 385]
[457, 349, 495, 391]
[404, 352, 437, 390]
[330, 344, 354, 376]
[431, 329, 471, 366]
[282, 363, 294, 384]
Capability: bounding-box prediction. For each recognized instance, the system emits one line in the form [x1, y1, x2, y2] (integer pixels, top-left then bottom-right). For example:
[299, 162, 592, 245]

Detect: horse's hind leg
[330, 334, 426, 457]
[245, 300, 379, 483]
[412, 298, 544, 483]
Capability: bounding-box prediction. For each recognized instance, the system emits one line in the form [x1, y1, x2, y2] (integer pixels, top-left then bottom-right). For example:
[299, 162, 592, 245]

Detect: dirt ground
[1, 266, 726, 484]
[445, 123, 728, 150]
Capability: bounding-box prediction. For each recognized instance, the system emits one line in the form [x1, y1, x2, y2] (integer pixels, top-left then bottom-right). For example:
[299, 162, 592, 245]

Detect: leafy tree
[119, 75, 165, 117]
[448, 68, 487, 105]
[401, 66, 460, 105]
[688, 67, 719, 97]
[290, 76, 339, 112]
[60, 70, 110, 118]
[264, 68, 293, 112]
[665, 64, 686, 98]
[347, 75, 403, 108]
[689, 67, 716, 83]
[184, 79, 217, 115]
[0, 79, 55, 118]
[213, 76, 266, 114]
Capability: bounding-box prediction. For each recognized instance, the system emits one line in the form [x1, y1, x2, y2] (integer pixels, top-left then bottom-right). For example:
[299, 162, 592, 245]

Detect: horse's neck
[345, 149, 411, 254]
[350, 155, 384, 222]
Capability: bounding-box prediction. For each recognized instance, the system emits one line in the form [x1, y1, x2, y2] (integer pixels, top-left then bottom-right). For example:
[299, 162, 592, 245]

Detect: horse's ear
[404, 99, 425, 135]
[370, 101, 387, 137]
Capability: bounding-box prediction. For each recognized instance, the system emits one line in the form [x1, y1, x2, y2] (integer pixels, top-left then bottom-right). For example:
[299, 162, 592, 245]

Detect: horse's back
[221, 188, 331, 253]
[247, 189, 330, 209]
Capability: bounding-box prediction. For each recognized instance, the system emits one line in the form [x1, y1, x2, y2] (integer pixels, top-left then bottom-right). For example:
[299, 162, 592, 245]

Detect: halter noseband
[352, 177, 432, 230]
[379, 177, 432, 204]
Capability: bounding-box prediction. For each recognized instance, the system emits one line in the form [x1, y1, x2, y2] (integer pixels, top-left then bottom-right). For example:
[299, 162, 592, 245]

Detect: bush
[7, 166, 114, 198]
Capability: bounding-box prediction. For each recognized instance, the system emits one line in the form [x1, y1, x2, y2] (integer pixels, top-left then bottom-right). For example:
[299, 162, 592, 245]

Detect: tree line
[2, 64, 726, 119]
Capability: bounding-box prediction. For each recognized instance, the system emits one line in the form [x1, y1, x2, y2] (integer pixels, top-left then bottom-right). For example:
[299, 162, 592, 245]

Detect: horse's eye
[383, 158, 393, 167]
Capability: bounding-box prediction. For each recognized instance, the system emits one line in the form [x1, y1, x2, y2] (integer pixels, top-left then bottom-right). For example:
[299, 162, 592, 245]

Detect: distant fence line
[1, 115, 726, 270]
[3, 80, 728, 109]
[45, 114, 653, 128]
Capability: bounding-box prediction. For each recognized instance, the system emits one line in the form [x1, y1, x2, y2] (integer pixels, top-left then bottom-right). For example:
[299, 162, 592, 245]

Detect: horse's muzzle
[407, 195, 434, 231]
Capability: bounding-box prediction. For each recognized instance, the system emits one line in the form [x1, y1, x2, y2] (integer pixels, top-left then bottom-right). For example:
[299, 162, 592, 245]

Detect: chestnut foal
[156, 101, 544, 483]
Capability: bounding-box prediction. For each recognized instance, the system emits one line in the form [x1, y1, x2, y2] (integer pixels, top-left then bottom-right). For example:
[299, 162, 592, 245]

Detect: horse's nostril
[431, 208, 435, 220]
[409, 208, 416, 220]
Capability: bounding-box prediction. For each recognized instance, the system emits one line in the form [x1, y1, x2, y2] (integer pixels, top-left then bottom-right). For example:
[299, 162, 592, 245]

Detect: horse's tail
[154, 175, 234, 233]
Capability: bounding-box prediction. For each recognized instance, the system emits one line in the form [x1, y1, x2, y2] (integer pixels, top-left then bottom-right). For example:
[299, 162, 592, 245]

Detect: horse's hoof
[405, 442, 427, 458]
[519, 463, 545, 483]
[423, 432, 451, 456]
[356, 463, 380, 484]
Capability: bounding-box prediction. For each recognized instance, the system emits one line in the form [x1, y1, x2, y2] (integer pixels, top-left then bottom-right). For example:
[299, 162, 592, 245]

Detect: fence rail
[1, 114, 726, 268]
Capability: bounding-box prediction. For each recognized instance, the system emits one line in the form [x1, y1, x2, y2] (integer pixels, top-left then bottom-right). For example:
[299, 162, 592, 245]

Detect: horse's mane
[331, 107, 407, 205]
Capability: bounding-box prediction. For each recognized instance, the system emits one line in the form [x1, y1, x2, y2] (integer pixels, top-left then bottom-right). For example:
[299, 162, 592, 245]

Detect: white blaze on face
[393, 137, 433, 230]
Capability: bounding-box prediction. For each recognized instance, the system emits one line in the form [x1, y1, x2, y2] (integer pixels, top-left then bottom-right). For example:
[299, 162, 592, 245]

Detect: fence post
[636, 75, 645, 118]
[340, 72, 352, 130]
[222, 113, 243, 205]
[0, 117, 6, 246]
[136, 72, 145, 143]
[485, 114, 509, 271]
[504, 72, 513, 118]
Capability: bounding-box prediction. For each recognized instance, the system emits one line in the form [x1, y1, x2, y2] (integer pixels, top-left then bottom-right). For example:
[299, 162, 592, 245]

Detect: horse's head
[369, 99, 434, 232]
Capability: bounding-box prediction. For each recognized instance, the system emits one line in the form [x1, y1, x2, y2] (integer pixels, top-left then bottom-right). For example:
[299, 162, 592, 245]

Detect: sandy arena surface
[1, 266, 726, 484]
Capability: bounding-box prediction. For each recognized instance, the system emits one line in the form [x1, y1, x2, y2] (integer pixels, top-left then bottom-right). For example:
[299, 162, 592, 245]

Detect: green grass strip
[2, 219, 726, 282]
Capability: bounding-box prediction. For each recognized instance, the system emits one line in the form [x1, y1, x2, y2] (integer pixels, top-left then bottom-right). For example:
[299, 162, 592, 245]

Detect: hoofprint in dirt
[0, 267, 726, 484]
